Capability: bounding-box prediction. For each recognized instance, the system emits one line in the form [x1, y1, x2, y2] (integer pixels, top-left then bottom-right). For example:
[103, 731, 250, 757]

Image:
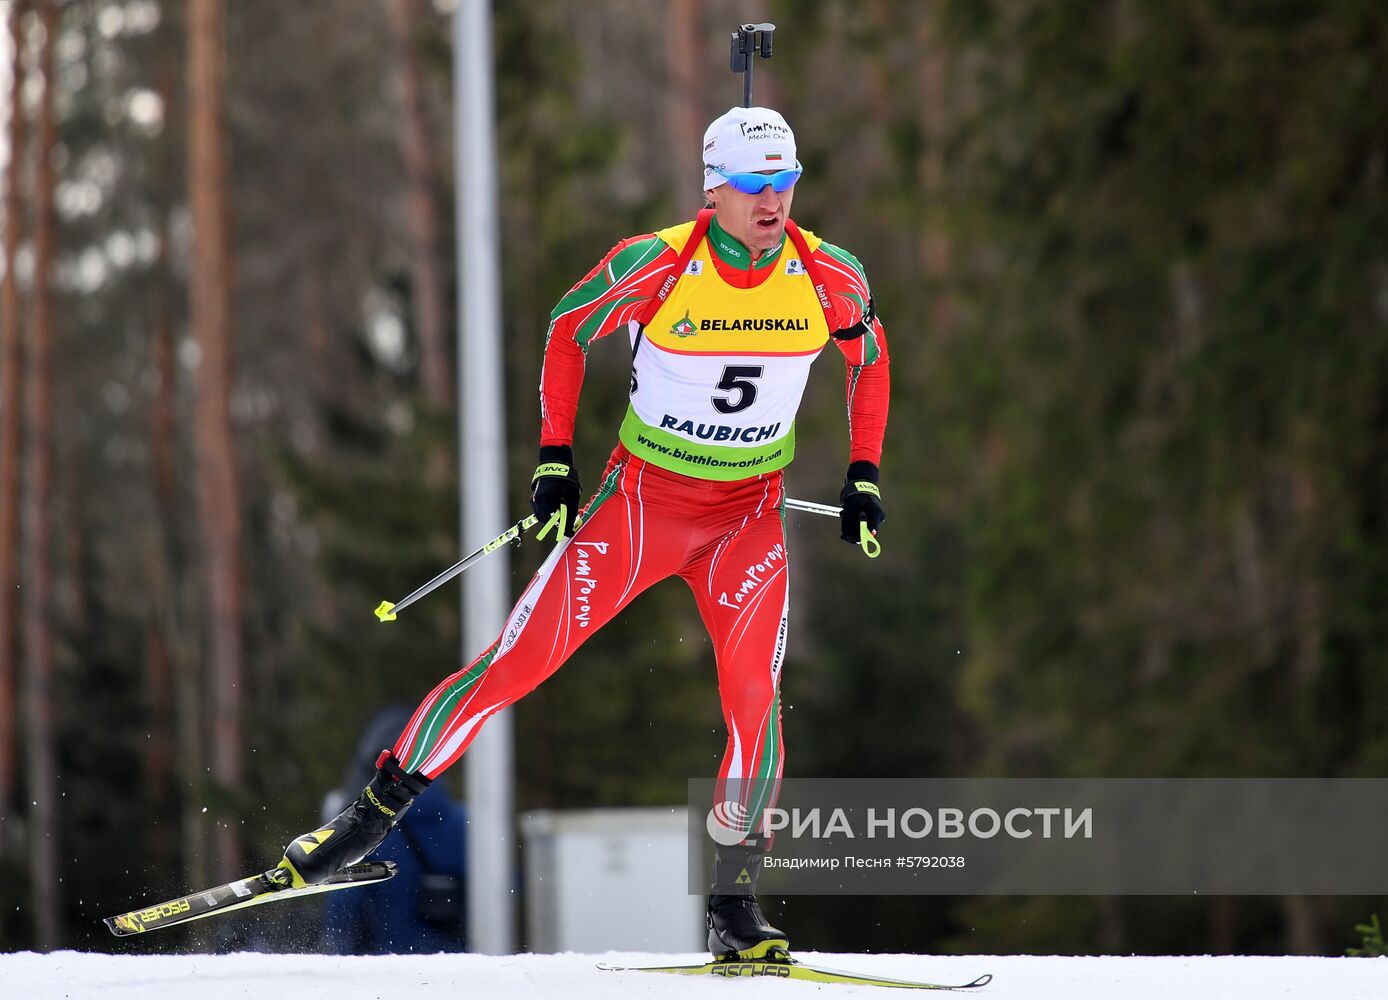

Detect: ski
[103, 861, 397, 937]
[598, 956, 992, 991]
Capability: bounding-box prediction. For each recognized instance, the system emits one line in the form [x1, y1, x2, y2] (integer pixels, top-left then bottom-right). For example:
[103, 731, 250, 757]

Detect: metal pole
[454, 0, 515, 955]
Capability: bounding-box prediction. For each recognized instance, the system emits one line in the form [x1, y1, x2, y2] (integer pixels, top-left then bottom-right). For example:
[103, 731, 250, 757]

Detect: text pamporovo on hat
[702, 107, 798, 190]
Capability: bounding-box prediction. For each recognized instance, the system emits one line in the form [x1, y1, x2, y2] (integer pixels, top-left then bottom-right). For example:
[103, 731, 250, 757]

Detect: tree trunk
[22, 0, 61, 949]
[665, 0, 702, 204]
[149, 247, 179, 549]
[0, 0, 30, 867]
[187, 0, 244, 881]
[916, 9, 954, 340]
[386, 0, 451, 409]
[1281, 895, 1324, 955]
[149, 49, 210, 891]
[58, 441, 85, 631]
[142, 619, 174, 860]
[1210, 896, 1237, 954]
[1097, 895, 1125, 953]
[143, 248, 180, 866]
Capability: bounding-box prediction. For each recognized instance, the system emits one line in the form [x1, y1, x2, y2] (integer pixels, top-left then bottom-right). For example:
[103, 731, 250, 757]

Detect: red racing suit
[393, 211, 889, 830]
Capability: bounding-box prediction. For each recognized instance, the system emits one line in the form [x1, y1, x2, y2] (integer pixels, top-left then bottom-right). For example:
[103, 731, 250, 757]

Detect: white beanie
[702, 107, 798, 191]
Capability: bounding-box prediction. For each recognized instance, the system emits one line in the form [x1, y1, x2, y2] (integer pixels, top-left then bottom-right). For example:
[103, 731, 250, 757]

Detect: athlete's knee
[719, 674, 779, 717]
[471, 638, 572, 707]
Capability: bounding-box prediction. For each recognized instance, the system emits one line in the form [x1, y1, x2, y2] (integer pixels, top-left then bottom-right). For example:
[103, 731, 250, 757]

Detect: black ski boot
[706, 841, 789, 960]
[275, 750, 430, 889]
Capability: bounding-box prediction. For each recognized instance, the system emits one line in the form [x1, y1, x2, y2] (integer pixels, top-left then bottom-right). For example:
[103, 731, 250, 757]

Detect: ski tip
[966, 973, 993, 988]
[103, 912, 148, 937]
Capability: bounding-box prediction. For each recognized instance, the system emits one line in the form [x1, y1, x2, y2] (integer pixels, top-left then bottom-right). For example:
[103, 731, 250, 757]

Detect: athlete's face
[706, 173, 795, 259]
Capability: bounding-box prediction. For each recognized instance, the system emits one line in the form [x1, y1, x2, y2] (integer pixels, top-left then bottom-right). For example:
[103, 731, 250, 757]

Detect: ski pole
[785, 497, 881, 559]
[374, 513, 540, 622]
[376, 495, 875, 623]
[730, 22, 775, 108]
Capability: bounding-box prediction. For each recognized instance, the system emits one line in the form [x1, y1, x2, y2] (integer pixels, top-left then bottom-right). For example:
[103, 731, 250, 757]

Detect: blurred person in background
[321, 706, 468, 955]
[277, 106, 889, 960]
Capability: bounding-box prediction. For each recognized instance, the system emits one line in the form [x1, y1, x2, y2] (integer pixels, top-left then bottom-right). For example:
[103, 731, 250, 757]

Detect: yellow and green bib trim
[619, 220, 830, 480]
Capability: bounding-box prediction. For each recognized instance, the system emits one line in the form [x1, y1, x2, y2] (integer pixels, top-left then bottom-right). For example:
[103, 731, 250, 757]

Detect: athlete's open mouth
[756, 215, 780, 230]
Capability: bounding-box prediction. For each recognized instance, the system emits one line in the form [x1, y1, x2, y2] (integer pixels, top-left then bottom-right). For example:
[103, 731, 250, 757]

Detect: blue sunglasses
[716, 162, 803, 195]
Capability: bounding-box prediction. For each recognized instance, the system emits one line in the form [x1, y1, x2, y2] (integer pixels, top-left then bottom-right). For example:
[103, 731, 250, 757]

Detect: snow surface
[3, 950, 1385, 999]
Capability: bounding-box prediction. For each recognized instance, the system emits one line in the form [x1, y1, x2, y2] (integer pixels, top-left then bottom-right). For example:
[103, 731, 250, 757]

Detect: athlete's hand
[531, 445, 581, 542]
[839, 461, 885, 544]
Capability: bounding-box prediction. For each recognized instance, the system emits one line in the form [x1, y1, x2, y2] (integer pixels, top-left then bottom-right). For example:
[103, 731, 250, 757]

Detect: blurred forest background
[0, 0, 1385, 957]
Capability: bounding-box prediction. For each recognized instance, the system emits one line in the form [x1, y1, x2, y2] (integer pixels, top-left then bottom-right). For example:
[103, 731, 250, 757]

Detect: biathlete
[278, 106, 890, 959]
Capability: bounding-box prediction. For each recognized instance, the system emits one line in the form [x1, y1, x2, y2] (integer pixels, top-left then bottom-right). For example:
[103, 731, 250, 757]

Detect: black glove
[531, 445, 581, 541]
[839, 460, 885, 545]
